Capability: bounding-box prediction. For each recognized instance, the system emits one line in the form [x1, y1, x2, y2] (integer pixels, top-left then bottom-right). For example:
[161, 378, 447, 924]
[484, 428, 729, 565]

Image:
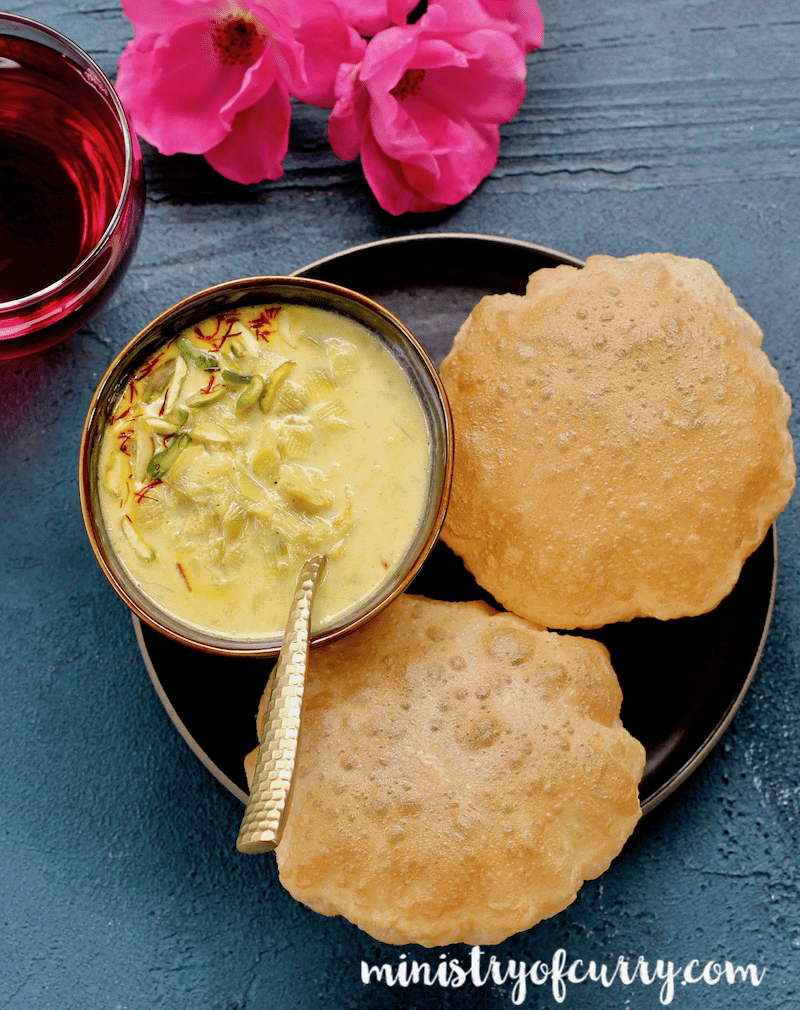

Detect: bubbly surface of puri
[245, 595, 646, 947]
[439, 253, 796, 630]
[97, 304, 431, 640]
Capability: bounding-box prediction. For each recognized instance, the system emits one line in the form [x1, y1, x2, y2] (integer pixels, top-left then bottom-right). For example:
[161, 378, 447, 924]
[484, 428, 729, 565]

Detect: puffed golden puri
[245, 595, 645, 947]
[439, 253, 795, 629]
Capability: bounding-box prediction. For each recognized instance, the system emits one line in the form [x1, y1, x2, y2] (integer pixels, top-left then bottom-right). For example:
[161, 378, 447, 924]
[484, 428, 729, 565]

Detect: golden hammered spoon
[236, 554, 327, 854]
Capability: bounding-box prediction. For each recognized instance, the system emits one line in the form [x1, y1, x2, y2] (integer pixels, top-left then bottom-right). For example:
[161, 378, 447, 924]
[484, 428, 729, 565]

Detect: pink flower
[328, 0, 528, 214]
[116, 0, 307, 183]
[477, 0, 543, 53]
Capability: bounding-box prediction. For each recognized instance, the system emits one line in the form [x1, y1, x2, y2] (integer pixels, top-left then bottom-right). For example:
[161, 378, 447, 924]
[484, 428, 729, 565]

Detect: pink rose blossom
[328, 0, 528, 214]
[116, 0, 307, 183]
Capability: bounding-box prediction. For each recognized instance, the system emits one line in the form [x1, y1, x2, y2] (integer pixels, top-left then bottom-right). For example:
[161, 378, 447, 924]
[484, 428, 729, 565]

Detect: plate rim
[135, 231, 778, 813]
[291, 231, 587, 275]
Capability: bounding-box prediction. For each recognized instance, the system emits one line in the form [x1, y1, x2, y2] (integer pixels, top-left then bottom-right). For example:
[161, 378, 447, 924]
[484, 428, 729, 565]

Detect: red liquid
[0, 130, 85, 300]
[0, 31, 144, 356]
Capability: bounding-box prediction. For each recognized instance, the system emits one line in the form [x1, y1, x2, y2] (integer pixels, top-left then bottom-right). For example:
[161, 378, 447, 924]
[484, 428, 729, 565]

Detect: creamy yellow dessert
[98, 303, 431, 640]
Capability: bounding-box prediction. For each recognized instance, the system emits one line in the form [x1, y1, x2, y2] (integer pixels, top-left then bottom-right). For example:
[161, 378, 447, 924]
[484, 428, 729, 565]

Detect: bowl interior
[80, 277, 452, 656]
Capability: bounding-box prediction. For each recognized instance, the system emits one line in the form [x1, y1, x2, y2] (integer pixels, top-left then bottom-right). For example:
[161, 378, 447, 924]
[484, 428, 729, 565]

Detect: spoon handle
[236, 555, 327, 854]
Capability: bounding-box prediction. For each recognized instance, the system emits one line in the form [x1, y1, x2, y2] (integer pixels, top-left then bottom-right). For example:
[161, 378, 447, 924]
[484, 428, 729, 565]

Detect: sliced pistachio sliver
[167, 443, 201, 484]
[146, 432, 192, 480]
[187, 386, 227, 408]
[177, 336, 218, 371]
[105, 452, 130, 501]
[167, 406, 189, 426]
[222, 369, 252, 386]
[277, 311, 297, 347]
[121, 516, 155, 562]
[190, 422, 232, 446]
[260, 360, 296, 414]
[227, 338, 244, 359]
[145, 417, 179, 435]
[237, 324, 261, 358]
[163, 353, 188, 414]
[143, 357, 177, 402]
[133, 423, 154, 483]
[236, 374, 265, 411]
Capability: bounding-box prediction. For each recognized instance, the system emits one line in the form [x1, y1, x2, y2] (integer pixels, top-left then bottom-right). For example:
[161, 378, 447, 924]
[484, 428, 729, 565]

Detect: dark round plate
[136, 233, 777, 814]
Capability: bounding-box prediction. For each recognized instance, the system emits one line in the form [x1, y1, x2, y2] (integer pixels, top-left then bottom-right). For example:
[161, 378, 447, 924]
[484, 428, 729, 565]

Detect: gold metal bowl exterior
[79, 275, 453, 657]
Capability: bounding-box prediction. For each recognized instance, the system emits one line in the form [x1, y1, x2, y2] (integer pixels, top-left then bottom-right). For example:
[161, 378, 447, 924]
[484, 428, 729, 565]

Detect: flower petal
[406, 119, 499, 203]
[421, 33, 526, 123]
[250, 0, 306, 91]
[386, 0, 420, 25]
[360, 26, 418, 88]
[327, 0, 396, 37]
[329, 62, 371, 160]
[360, 123, 440, 214]
[217, 48, 276, 125]
[290, 7, 366, 108]
[406, 37, 469, 71]
[477, 0, 544, 52]
[204, 79, 291, 183]
[117, 22, 249, 154]
[121, 0, 215, 34]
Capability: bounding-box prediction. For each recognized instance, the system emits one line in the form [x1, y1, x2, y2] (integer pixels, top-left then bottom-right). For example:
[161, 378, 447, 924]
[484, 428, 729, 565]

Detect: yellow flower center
[390, 68, 426, 100]
[212, 15, 264, 67]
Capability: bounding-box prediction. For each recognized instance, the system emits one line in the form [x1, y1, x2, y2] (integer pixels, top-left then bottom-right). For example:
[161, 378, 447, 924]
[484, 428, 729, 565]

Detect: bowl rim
[0, 12, 140, 315]
[79, 275, 453, 657]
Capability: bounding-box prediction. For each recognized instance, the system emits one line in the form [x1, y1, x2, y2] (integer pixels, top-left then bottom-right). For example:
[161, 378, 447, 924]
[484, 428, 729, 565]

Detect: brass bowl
[79, 276, 452, 656]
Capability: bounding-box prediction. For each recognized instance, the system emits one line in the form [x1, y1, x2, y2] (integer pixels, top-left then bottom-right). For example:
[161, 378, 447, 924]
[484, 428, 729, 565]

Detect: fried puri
[246, 594, 645, 947]
[439, 253, 795, 629]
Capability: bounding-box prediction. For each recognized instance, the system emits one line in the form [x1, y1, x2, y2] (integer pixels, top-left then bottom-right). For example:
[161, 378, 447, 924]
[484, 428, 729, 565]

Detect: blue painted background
[1, 1, 798, 1007]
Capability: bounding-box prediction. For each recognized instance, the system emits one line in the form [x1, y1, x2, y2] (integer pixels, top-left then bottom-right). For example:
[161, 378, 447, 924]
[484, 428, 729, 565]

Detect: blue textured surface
[1, 2, 799, 1007]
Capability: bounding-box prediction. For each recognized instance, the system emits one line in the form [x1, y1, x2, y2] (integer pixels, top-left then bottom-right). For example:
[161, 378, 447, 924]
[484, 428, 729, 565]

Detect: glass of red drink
[0, 14, 145, 359]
